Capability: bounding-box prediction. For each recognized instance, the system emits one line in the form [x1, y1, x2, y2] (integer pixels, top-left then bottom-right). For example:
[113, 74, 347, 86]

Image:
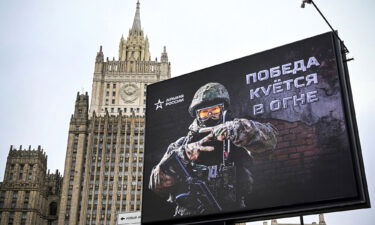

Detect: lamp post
[300, 0, 352, 61]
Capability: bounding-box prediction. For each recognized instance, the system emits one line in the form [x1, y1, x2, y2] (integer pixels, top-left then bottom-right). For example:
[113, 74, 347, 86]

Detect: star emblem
[154, 99, 164, 110]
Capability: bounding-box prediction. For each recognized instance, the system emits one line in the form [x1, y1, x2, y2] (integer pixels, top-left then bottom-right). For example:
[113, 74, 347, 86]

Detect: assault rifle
[160, 151, 222, 212]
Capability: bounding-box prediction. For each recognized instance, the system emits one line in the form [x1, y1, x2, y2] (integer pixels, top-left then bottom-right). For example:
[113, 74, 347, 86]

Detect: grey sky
[0, 0, 374, 224]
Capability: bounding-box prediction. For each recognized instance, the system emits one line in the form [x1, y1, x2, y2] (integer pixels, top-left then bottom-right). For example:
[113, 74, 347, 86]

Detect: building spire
[319, 214, 326, 225]
[132, 0, 141, 32]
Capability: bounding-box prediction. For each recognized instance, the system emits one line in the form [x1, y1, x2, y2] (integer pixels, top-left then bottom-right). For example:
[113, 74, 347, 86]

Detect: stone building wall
[0, 146, 62, 225]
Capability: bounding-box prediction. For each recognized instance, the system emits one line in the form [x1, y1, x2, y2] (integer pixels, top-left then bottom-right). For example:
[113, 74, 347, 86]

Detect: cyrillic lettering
[246, 73, 257, 84]
[250, 88, 260, 99]
[270, 100, 281, 111]
[282, 63, 292, 75]
[293, 94, 306, 106]
[307, 90, 319, 103]
[270, 66, 281, 78]
[306, 56, 320, 68]
[305, 73, 318, 86]
[258, 70, 269, 81]
[293, 60, 306, 74]
[294, 76, 305, 88]
[253, 104, 264, 115]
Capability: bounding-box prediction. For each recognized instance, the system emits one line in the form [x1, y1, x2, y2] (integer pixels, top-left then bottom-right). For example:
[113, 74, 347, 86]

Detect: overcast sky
[0, 0, 374, 224]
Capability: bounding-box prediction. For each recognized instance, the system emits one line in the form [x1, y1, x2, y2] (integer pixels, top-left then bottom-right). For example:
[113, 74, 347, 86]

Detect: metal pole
[301, 0, 350, 54]
[310, 1, 349, 54]
[300, 216, 304, 225]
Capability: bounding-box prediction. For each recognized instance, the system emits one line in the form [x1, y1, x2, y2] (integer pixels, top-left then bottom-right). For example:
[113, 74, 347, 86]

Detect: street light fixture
[301, 0, 312, 8]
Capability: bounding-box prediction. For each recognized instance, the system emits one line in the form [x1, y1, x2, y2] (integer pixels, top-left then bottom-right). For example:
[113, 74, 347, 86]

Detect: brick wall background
[247, 118, 358, 209]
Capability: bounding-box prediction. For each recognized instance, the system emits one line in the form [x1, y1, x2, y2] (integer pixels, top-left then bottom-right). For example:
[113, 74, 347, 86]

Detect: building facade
[0, 146, 62, 225]
[57, 1, 170, 225]
[262, 214, 327, 225]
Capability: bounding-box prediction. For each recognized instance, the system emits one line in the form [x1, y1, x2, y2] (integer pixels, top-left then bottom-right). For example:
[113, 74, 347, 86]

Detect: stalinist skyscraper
[90, 1, 170, 117]
[57, 1, 171, 225]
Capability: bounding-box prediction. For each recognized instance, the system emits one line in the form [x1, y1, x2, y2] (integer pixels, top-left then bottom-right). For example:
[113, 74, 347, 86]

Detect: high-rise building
[0, 146, 62, 225]
[262, 214, 327, 225]
[57, 1, 171, 225]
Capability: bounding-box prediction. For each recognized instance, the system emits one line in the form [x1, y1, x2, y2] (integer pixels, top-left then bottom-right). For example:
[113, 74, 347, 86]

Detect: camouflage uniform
[149, 83, 277, 216]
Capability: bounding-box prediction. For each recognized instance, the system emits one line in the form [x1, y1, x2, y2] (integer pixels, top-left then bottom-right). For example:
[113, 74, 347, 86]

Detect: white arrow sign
[117, 211, 141, 225]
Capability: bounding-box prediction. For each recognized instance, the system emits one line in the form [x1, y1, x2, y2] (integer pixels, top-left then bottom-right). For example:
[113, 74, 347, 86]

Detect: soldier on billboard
[149, 82, 277, 216]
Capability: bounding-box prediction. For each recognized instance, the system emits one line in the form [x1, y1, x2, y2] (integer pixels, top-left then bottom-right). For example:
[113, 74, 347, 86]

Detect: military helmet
[189, 82, 230, 117]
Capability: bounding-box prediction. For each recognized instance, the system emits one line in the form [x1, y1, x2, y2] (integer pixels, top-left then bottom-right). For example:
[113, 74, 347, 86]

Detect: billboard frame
[141, 32, 370, 225]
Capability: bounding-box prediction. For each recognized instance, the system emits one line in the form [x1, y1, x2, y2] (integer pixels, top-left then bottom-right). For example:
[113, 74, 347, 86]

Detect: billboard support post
[300, 216, 304, 225]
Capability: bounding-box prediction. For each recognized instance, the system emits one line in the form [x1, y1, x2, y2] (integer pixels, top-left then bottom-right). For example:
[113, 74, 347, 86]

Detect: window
[106, 91, 109, 96]
[111, 108, 114, 113]
[105, 99, 109, 105]
[112, 91, 116, 96]
[107, 83, 110, 88]
[25, 191, 30, 199]
[49, 202, 58, 216]
[136, 108, 140, 113]
[124, 108, 127, 113]
[113, 84, 116, 88]
[112, 99, 115, 104]
[8, 213, 14, 225]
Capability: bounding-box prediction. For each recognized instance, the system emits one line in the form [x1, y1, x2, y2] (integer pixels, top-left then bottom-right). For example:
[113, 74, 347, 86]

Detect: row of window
[9, 163, 36, 170]
[0, 191, 30, 209]
[93, 124, 144, 131]
[90, 162, 143, 170]
[102, 107, 146, 113]
[106, 83, 116, 89]
[106, 83, 148, 89]
[92, 144, 143, 150]
[93, 137, 144, 144]
[105, 91, 116, 97]
[7, 172, 33, 181]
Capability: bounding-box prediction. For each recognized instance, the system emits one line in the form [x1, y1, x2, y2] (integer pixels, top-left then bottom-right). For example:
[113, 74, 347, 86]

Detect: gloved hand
[184, 133, 214, 160]
[199, 121, 235, 141]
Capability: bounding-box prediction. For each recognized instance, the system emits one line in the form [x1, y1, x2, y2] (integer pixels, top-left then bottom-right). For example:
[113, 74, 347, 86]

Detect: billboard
[142, 32, 370, 224]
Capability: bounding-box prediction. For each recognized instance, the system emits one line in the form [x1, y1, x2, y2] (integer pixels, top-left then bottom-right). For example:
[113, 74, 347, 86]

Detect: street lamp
[300, 0, 352, 59]
[301, 0, 312, 8]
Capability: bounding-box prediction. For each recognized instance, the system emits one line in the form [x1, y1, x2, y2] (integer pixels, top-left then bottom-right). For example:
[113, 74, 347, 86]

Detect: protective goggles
[196, 104, 223, 121]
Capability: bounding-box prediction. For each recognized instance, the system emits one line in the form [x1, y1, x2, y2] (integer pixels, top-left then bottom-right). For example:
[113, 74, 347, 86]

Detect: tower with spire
[57, 2, 170, 225]
[90, 0, 171, 117]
